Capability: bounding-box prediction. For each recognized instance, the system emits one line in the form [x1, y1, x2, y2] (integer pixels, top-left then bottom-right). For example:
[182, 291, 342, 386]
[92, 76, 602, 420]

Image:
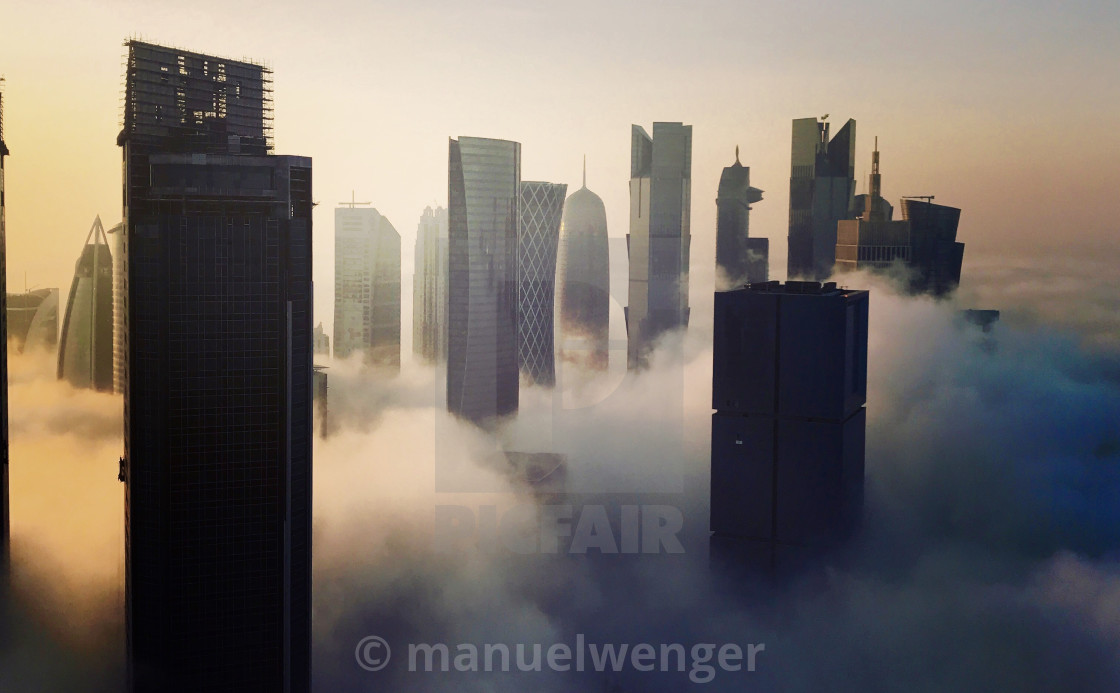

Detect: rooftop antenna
[582, 155, 586, 188]
[339, 190, 371, 208]
[735, 145, 740, 165]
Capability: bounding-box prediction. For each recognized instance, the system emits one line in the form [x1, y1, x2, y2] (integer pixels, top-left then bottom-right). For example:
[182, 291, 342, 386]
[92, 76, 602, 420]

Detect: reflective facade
[6, 288, 59, 353]
[626, 123, 692, 369]
[57, 216, 114, 391]
[333, 206, 401, 369]
[120, 41, 312, 693]
[447, 136, 520, 425]
[106, 221, 127, 393]
[711, 281, 867, 564]
[556, 164, 609, 372]
[412, 205, 449, 363]
[715, 148, 766, 289]
[518, 181, 566, 387]
[787, 117, 856, 280]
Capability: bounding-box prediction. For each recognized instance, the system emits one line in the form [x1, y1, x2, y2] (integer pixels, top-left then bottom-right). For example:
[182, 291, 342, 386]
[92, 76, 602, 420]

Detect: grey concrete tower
[333, 201, 401, 369]
[715, 146, 766, 289]
[626, 122, 692, 370]
[556, 158, 610, 372]
[412, 205, 449, 363]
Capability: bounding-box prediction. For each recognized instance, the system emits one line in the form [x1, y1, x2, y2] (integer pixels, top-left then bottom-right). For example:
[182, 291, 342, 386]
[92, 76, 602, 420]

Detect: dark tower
[518, 180, 566, 387]
[0, 78, 10, 576]
[715, 146, 766, 289]
[119, 41, 312, 692]
[710, 281, 867, 566]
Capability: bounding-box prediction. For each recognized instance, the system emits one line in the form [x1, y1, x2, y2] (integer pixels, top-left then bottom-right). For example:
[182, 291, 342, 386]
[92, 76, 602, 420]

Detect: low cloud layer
[4, 268, 1120, 691]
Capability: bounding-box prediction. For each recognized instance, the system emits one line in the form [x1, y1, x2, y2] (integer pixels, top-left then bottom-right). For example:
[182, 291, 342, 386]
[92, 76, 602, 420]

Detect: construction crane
[339, 190, 371, 208]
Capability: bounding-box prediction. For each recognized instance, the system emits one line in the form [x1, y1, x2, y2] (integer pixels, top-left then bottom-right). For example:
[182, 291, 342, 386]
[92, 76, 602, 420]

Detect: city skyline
[4, 1, 1117, 345]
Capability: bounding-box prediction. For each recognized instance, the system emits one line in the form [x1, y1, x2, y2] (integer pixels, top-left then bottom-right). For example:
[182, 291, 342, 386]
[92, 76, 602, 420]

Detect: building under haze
[7, 287, 59, 353]
[119, 40, 312, 693]
[313, 321, 330, 356]
[57, 216, 114, 391]
[518, 181, 566, 387]
[835, 142, 965, 296]
[1, 80, 10, 573]
[715, 147, 767, 289]
[626, 122, 692, 369]
[334, 203, 401, 369]
[711, 281, 867, 564]
[787, 116, 857, 280]
[412, 205, 449, 363]
[105, 220, 126, 392]
[556, 161, 610, 373]
[447, 136, 520, 425]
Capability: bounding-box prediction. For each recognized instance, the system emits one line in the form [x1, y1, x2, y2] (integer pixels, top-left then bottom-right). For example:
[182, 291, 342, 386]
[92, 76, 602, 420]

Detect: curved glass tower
[518, 181, 566, 387]
[556, 161, 609, 372]
[447, 136, 520, 425]
[57, 216, 114, 391]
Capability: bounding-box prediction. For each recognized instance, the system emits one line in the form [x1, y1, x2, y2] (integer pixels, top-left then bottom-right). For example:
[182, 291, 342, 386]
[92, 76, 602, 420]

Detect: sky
[2, 0, 1119, 339]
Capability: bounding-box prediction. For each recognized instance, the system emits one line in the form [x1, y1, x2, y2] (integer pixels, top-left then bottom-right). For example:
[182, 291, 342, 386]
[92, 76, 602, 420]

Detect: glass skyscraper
[518, 181, 566, 387]
[333, 205, 401, 369]
[447, 136, 520, 425]
[787, 117, 856, 281]
[57, 216, 114, 391]
[412, 205, 449, 363]
[119, 41, 312, 693]
[626, 122, 692, 370]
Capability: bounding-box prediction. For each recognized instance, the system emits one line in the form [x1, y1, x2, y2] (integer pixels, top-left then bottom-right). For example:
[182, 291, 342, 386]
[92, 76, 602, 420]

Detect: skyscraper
[57, 216, 114, 391]
[787, 117, 856, 280]
[626, 122, 692, 369]
[119, 40, 312, 692]
[715, 147, 766, 289]
[412, 205, 449, 363]
[334, 203, 401, 369]
[835, 141, 966, 296]
[6, 287, 59, 353]
[900, 197, 965, 296]
[711, 281, 867, 559]
[518, 181, 566, 387]
[447, 136, 520, 425]
[313, 321, 330, 356]
[835, 139, 912, 273]
[1, 78, 10, 574]
[105, 220, 127, 393]
[556, 161, 609, 372]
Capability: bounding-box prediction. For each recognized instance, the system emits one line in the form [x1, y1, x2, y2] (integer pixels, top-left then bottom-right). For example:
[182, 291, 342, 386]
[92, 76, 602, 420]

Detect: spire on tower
[582, 155, 586, 188]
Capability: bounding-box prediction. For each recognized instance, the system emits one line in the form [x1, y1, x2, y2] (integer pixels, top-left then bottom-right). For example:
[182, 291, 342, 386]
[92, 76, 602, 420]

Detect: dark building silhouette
[787, 117, 856, 280]
[57, 216, 114, 391]
[835, 141, 965, 296]
[119, 41, 312, 693]
[556, 160, 609, 373]
[1, 80, 10, 574]
[313, 365, 328, 438]
[447, 136, 520, 425]
[710, 281, 867, 564]
[627, 123, 691, 369]
[518, 181, 566, 387]
[900, 197, 965, 296]
[7, 288, 59, 353]
[716, 147, 766, 289]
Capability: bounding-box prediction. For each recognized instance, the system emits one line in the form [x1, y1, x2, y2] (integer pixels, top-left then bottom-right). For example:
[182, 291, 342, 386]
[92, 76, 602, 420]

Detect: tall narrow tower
[626, 122, 692, 370]
[0, 77, 10, 575]
[786, 117, 856, 280]
[412, 205, 449, 363]
[447, 136, 520, 425]
[333, 201, 401, 369]
[518, 180, 566, 386]
[715, 146, 766, 289]
[556, 158, 610, 372]
[119, 41, 312, 692]
[57, 216, 114, 391]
